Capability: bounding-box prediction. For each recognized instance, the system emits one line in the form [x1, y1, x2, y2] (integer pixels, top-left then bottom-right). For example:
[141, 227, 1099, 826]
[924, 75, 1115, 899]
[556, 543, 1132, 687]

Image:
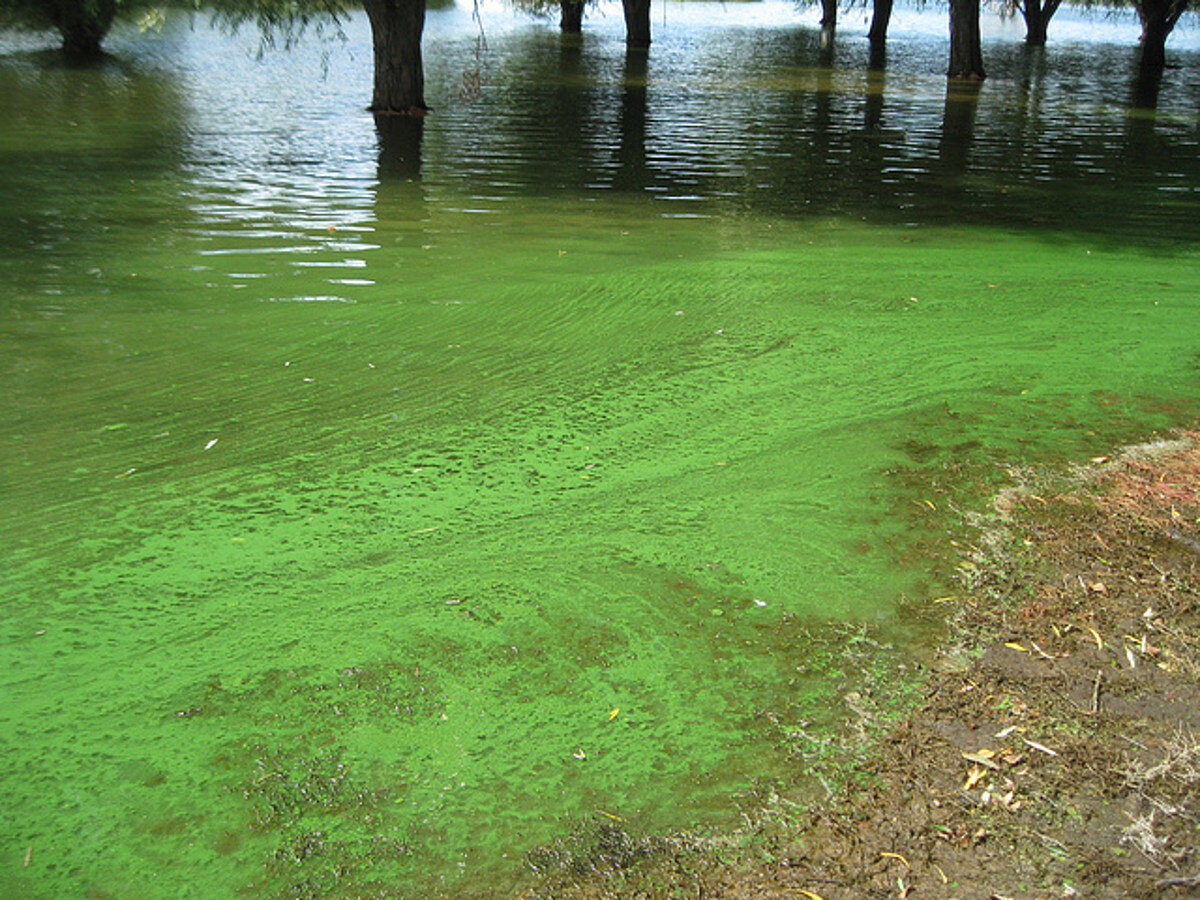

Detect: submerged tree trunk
[1019, 0, 1060, 46]
[1134, 0, 1186, 78]
[623, 0, 651, 48]
[47, 0, 117, 62]
[868, 0, 892, 61]
[948, 0, 986, 79]
[560, 0, 584, 33]
[363, 0, 428, 115]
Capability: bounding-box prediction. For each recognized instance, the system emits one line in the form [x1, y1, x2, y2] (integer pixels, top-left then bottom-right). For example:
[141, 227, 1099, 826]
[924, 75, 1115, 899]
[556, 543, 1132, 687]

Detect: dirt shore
[520, 431, 1200, 899]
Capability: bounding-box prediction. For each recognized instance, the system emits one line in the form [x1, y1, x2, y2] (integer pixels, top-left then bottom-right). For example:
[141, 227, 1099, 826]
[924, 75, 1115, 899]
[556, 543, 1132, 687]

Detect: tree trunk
[47, 0, 117, 62]
[1131, 61, 1162, 109]
[1134, 0, 1185, 79]
[820, 0, 838, 35]
[948, 0, 986, 80]
[1020, 0, 1059, 46]
[868, 0, 892, 61]
[560, 0, 584, 33]
[1137, 15, 1169, 79]
[1022, 0, 1047, 45]
[623, 0, 651, 48]
[363, 0, 428, 115]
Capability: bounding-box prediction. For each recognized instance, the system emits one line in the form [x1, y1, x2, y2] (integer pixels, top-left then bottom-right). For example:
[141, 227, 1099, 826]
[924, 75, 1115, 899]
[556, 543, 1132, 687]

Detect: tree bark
[623, 0, 651, 48]
[820, 0, 838, 35]
[47, 0, 117, 62]
[1134, 0, 1186, 78]
[363, 0, 428, 115]
[560, 0, 584, 33]
[948, 0, 986, 80]
[1020, 0, 1060, 46]
[868, 0, 892, 61]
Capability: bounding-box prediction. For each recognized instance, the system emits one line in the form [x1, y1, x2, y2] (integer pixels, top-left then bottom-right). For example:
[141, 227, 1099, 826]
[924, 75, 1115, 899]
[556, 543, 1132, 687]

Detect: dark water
[2, 3, 1199, 897]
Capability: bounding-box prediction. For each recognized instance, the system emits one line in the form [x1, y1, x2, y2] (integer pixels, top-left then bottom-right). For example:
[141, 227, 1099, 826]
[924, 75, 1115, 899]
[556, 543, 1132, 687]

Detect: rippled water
[2, 3, 1199, 897]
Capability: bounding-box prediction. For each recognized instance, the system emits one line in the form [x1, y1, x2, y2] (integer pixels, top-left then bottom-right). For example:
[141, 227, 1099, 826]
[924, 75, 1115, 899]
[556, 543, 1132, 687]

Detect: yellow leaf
[963, 765, 987, 790]
[796, 892, 826, 900]
[608, 708, 621, 721]
[1087, 626, 1104, 650]
[880, 851, 910, 868]
[1004, 642, 1027, 653]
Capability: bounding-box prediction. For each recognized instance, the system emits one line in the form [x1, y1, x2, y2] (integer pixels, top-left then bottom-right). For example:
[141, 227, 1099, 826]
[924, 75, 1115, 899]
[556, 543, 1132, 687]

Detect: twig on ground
[1157, 873, 1200, 888]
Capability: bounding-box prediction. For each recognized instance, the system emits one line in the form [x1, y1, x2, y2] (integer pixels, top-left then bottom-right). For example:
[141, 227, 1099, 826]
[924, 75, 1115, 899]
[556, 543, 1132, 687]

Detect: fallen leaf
[880, 851, 910, 868]
[608, 708, 621, 721]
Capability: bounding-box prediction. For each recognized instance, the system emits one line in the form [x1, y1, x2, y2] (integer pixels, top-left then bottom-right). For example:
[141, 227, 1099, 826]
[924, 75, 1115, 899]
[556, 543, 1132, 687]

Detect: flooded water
[2, 2, 1199, 896]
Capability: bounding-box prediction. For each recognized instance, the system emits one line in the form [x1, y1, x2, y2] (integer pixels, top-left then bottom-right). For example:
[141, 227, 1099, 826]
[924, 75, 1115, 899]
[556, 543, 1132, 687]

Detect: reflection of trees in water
[425, 24, 1199, 243]
[697, 33, 1200, 241]
[612, 46, 648, 192]
[376, 114, 424, 180]
[0, 53, 189, 260]
[938, 78, 980, 180]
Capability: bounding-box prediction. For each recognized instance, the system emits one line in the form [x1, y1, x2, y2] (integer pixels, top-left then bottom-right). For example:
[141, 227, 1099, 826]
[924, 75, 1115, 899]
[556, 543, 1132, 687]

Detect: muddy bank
[520, 431, 1200, 899]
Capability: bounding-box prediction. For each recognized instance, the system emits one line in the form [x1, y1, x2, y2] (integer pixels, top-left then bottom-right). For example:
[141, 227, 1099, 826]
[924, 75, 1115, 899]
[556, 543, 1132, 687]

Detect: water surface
[2, 3, 1199, 897]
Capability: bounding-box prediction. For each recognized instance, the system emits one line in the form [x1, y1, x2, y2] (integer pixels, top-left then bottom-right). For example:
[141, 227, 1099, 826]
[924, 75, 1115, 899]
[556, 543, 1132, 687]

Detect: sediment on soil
[520, 430, 1200, 900]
